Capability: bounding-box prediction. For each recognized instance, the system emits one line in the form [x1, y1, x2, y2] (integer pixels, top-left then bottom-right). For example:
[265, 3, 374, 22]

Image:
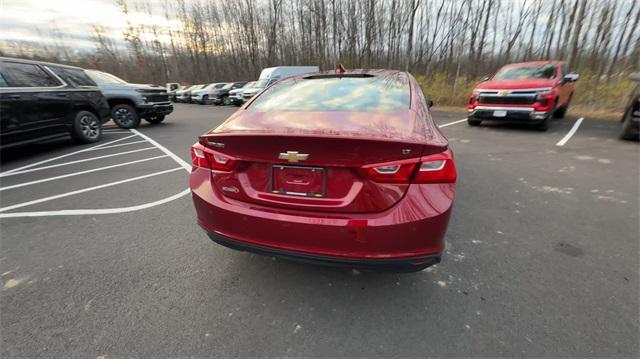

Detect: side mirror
[481, 76, 490, 82]
[563, 73, 579, 83]
[427, 100, 434, 108]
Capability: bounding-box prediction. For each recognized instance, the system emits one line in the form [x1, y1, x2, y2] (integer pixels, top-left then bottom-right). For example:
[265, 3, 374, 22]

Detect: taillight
[364, 158, 419, 183]
[191, 142, 237, 171]
[363, 149, 456, 184]
[413, 150, 456, 183]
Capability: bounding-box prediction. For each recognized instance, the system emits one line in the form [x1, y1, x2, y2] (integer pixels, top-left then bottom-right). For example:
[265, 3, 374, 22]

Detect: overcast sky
[1, 0, 635, 57]
[0, 0, 178, 51]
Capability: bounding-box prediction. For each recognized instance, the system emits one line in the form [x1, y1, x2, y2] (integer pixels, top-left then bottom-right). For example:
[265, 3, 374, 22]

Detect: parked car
[620, 73, 640, 141]
[467, 61, 578, 131]
[191, 83, 228, 105]
[166, 82, 182, 102]
[242, 66, 320, 101]
[189, 69, 456, 272]
[229, 81, 255, 106]
[0, 57, 110, 149]
[86, 70, 173, 129]
[211, 81, 248, 105]
[176, 85, 201, 103]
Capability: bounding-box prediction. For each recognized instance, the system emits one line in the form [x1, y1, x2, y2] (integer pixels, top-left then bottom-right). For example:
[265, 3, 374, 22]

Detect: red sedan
[189, 69, 456, 272]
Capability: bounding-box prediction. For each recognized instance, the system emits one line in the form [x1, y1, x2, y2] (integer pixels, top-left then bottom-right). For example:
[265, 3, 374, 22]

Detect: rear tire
[111, 104, 140, 129]
[71, 110, 102, 144]
[467, 117, 482, 126]
[620, 108, 639, 141]
[145, 115, 165, 124]
[201, 95, 208, 105]
[223, 96, 232, 106]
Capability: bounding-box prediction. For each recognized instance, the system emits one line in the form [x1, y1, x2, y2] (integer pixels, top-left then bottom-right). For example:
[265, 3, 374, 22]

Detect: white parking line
[0, 189, 190, 218]
[0, 129, 193, 218]
[130, 129, 191, 171]
[0, 155, 169, 192]
[0, 167, 183, 213]
[556, 117, 585, 146]
[0, 134, 137, 176]
[0, 147, 157, 178]
[439, 118, 467, 128]
[86, 139, 148, 151]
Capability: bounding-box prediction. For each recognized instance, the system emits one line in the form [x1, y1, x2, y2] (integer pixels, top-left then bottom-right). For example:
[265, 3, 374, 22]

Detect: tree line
[3, 0, 639, 109]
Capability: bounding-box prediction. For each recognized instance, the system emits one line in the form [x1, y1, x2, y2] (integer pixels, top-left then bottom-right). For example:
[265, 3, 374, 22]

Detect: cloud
[0, 0, 180, 51]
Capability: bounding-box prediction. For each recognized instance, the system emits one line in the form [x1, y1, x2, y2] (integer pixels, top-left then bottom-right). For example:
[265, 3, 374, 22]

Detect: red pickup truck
[467, 61, 579, 131]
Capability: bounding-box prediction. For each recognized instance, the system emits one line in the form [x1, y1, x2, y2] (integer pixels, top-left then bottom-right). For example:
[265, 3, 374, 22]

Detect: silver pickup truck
[86, 70, 173, 129]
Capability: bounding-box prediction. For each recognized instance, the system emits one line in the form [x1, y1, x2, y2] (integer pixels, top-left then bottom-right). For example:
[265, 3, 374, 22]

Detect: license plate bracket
[271, 165, 327, 197]
[493, 110, 507, 117]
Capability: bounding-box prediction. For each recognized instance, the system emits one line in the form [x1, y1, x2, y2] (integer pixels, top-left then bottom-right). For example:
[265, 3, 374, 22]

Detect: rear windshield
[493, 64, 557, 80]
[248, 75, 410, 112]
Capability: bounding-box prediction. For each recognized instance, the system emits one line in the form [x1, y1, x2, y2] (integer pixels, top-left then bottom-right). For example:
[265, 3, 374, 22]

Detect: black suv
[0, 57, 110, 149]
[620, 73, 639, 141]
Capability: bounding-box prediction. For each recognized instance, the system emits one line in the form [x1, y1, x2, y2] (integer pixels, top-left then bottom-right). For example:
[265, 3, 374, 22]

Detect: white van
[242, 66, 319, 101]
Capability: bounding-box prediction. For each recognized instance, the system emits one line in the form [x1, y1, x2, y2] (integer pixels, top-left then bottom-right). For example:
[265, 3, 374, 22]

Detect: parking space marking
[0, 189, 191, 218]
[556, 117, 585, 146]
[0, 129, 193, 218]
[86, 139, 148, 151]
[0, 167, 183, 213]
[0, 134, 137, 176]
[130, 129, 191, 171]
[0, 155, 169, 192]
[0, 147, 157, 178]
[439, 118, 467, 128]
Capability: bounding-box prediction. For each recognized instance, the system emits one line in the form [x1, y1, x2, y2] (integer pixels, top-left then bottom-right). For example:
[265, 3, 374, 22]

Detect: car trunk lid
[200, 110, 447, 213]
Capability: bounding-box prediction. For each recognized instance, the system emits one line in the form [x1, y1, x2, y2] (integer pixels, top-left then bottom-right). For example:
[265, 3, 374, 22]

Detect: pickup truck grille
[478, 96, 535, 105]
[145, 93, 169, 103]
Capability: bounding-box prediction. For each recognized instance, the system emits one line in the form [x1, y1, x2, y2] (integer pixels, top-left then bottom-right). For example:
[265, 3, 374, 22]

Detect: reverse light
[373, 165, 401, 174]
[191, 142, 237, 171]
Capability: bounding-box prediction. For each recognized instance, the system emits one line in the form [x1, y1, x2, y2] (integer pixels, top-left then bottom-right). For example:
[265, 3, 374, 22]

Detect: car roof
[0, 56, 84, 70]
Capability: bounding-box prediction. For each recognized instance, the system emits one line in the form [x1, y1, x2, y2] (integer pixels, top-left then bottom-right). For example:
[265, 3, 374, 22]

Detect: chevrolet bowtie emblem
[278, 151, 309, 162]
[498, 90, 509, 97]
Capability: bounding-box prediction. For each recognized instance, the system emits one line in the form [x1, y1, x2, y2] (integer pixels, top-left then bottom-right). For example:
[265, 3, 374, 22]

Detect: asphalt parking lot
[1, 104, 638, 357]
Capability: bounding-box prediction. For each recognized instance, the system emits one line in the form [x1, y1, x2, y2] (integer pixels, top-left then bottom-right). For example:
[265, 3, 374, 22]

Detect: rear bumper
[206, 231, 441, 271]
[468, 106, 549, 122]
[190, 167, 453, 270]
[138, 103, 173, 117]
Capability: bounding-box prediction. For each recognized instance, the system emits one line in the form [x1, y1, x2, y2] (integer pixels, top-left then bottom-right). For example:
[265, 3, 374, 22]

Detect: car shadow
[473, 117, 570, 133]
[0, 137, 75, 167]
[221, 249, 436, 289]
